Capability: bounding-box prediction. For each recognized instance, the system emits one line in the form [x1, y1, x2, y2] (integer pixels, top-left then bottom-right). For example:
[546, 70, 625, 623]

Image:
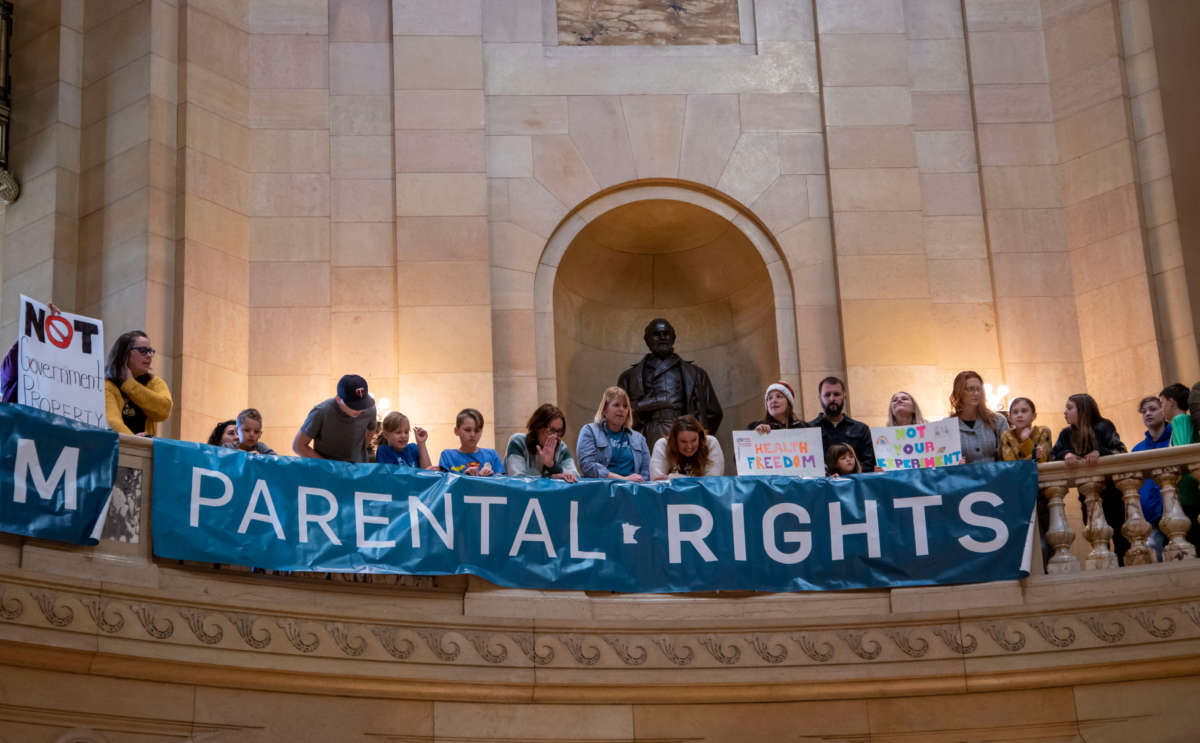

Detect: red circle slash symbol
[45, 314, 74, 349]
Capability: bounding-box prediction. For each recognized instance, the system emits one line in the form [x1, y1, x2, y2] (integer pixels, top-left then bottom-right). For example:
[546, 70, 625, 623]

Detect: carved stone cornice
[4, 569, 1200, 703]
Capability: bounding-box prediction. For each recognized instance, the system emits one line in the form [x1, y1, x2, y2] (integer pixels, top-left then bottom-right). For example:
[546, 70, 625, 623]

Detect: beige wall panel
[249, 0, 327, 34]
[331, 94, 393, 134]
[332, 222, 394, 266]
[250, 217, 330, 262]
[330, 41, 392, 95]
[678, 94, 740, 187]
[566, 96, 637, 188]
[396, 217, 489, 263]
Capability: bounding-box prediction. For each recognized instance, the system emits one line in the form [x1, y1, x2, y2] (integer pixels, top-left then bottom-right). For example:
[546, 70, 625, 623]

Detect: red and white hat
[765, 381, 795, 408]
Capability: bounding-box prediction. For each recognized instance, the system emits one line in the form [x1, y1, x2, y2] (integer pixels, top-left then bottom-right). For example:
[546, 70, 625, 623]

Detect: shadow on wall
[554, 199, 780, 472]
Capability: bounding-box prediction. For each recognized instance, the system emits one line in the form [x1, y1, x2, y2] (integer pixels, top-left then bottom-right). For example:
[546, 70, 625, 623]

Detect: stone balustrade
[1037, 443, 1200, 573]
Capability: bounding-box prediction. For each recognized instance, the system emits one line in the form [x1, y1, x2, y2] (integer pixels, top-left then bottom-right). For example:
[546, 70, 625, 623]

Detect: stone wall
[1, 0, 1197, 451]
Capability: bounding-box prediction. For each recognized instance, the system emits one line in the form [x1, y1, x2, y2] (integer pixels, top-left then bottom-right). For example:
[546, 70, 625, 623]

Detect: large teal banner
[152, 437, 1038, 592]
[0, 404, 118, 545]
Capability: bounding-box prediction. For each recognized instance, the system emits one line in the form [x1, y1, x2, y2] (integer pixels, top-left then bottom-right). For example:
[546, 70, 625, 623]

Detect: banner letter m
[13, 439, 80, 511]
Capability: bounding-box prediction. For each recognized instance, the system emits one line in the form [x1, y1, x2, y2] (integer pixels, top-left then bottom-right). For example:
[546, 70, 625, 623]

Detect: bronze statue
[617, 318, 723, 448]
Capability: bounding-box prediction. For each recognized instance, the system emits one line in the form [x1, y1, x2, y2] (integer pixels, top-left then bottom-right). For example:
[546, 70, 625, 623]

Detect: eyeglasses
[546, 426, 565, 436]
[132, 347, 157, 357]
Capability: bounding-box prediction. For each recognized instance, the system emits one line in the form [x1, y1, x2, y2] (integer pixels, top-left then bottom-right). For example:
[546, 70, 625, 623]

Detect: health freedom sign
[18, 295, 106, 428]
[152, 437, 1038, 593]
[872, 418, 964, 471]
[732, 428, 826, 477]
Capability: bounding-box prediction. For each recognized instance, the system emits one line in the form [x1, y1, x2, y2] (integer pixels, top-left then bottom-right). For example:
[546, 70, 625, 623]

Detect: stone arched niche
[550, 196, 788, 471]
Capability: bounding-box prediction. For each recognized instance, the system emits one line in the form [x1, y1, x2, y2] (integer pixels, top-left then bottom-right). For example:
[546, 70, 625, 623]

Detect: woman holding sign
[650, 415, 724, 479]
[948, 370, 1009, 463]
[886, 391, 926, 426]
[104, 331, 173, 437]
[748, 381, 807, 433]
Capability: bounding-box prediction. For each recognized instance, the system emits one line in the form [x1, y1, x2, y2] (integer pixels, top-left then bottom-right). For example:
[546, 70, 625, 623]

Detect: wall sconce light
[984, 383, 1010, 413]
[0, 0, 18, 205]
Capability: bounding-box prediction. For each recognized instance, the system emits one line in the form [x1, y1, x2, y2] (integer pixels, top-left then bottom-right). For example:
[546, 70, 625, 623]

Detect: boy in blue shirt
[1132, 396, 1171, 559]
[438, 408, 505, 476]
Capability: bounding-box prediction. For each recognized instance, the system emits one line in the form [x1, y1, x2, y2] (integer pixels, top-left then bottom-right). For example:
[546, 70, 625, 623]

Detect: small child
[374, 411, 432, 468]
[999, 397, 1052, 462]
[438, 408, 505, 476]
[825, 442, 861, 477]
[225, 408, 276, 455]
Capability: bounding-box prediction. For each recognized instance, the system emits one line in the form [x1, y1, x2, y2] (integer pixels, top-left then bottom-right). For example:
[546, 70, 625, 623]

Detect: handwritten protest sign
[872, 418, 963, 471]
[732, 428, 826, 477]
[18, 296, 106, 428]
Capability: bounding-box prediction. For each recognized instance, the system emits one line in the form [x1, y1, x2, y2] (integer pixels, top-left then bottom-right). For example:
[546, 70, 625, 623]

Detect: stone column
[964, 1, 1084, 422]
[175, 0, 251, 441]
[818, 0, 934, 420]
[246, 2, 332, 449]
[1120, 0, 1199, 384]
[329, 0, 398, 427]
[393, 1, 494, 453]
[1043, 0, 1162, 439]
[2, 0, 82, 335]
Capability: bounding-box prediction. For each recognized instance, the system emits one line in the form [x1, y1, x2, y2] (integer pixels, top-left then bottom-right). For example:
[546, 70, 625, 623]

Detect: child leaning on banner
[375, 411, 433, 468]
[438, 408, 505, 476]
[224, 408, 276, 455]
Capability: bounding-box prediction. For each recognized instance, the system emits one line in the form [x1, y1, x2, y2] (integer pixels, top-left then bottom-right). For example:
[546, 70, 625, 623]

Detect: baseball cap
[336, 374, 375, 411]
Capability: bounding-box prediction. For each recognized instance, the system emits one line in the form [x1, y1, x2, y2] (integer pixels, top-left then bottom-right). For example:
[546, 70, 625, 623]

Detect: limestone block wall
[2, 0, 1199, 449]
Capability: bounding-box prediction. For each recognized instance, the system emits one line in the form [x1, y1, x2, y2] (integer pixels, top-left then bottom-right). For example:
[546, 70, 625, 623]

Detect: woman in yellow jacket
[104, 330, 172, 436]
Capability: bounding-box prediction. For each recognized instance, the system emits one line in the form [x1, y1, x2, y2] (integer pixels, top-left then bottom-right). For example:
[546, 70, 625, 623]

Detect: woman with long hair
[104, 330, 173, 436]
[748, 380, 806, 433]
[650, 415, 724, 479]
[948, 370, 1009, 463]
[1053, 392, 1129, 561]
[886, 390, 926, 427]
[505, 403, 580, 482]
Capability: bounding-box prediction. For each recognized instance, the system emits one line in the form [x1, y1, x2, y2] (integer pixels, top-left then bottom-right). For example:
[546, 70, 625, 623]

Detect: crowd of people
[12, 325, 1197, 564]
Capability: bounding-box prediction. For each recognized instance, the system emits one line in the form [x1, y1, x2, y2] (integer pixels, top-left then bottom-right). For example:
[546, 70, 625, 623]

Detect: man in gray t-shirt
[292, 374, 376, 463]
